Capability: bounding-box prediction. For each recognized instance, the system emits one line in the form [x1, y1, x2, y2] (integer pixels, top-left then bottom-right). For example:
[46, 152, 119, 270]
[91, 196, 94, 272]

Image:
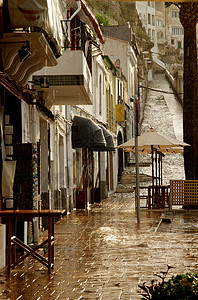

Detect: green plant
[138, 265, 198, 299]
[95, 14, 110, 26]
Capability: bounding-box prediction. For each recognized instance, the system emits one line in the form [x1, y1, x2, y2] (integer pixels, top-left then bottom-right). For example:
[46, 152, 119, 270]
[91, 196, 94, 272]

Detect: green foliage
[85, 0, 109, 12]
[138, 266, 198, 300]
[136, 28, 149, 42]
[85, 0, 153, 52]
[120, 2, 136, 23]
[95, 14, 110, 26]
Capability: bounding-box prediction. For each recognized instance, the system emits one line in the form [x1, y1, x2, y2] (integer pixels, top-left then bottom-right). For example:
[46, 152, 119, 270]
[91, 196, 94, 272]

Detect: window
[106, 85, 114, 132]
[172, 10, 179, 18]
[117, 79, 120, 103]
[156, 19, 162, 27]
[172, 27, 183, 35]
[120, 82, 123, 100]
[178, 41, 182, 49]
[148, 13, 151, 25]
[171, 39, 174, 45]
[99, 75, 102, 115]
[157, 31, 163, 39]
[152, 15, 155, 26]
[152, 30, 155, 39]
[148, 28, 151, 37]
[148, 1, 155, 7]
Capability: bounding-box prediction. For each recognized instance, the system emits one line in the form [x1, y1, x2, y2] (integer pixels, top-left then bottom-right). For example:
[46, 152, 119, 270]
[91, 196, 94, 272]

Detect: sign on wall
[115, 105, 125, 122]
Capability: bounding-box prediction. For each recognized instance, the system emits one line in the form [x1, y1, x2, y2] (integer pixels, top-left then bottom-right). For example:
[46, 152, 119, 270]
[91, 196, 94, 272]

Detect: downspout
[69, 1, 81, 21]
[67, 0, 81, 45]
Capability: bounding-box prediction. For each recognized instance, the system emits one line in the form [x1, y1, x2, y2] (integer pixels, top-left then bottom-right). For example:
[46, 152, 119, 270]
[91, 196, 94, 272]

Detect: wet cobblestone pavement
[1, 200, 198, 300]
[1, 74, 196, 300]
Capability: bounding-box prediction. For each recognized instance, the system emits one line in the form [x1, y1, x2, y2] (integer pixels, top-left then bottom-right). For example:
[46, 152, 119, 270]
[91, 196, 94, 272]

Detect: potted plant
[138, 265, 198, 299]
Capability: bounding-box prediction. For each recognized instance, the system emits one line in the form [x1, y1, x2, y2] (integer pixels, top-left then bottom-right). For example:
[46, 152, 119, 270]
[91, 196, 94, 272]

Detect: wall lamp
[18, 40, 31, 62]
[29, 77, 49, 88]
[39, 77, 49, 88]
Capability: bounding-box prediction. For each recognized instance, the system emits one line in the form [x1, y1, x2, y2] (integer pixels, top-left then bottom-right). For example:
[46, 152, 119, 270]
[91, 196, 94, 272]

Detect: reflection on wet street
[1, 74, 197, 300]
[159, 210, 198, 233]
[1, 199, 198, 300]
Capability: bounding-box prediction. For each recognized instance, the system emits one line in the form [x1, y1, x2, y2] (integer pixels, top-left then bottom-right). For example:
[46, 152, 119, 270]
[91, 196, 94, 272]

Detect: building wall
[165, 6, 184, 55]
[102, 36, 136, 104]
[155, 2, 166, 56]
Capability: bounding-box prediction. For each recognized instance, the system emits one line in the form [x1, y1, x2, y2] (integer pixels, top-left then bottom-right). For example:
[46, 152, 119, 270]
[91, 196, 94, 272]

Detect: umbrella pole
[135, 134, 140, 222]
[155, 151, 158, 186]
[161, 155, 163, 185]
[135, 96, 140, 222]
[151, 145, 154, 186]
[158, 153, 160, 186]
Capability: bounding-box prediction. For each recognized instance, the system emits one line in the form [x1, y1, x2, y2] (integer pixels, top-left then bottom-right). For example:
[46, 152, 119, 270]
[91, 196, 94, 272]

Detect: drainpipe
[69, 1, 81, 21]
[67, 1, 81, 45]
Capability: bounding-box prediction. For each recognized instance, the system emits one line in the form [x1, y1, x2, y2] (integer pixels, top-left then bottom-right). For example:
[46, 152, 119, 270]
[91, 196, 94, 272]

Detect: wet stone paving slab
[0, 74, 195, 299]
[1, 199, 198, 299]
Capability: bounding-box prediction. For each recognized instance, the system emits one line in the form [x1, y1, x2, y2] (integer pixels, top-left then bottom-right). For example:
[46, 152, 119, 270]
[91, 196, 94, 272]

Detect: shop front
[72, 115, 115, 209]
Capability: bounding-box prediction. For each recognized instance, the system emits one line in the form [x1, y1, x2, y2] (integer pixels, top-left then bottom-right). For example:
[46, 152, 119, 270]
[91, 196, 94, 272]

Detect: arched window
[99, 75, 102, 115]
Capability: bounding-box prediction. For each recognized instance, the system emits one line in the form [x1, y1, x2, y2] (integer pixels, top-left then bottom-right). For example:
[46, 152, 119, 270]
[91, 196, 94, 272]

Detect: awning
[101, 126, 115, 151]
[72, 115, 106, 150]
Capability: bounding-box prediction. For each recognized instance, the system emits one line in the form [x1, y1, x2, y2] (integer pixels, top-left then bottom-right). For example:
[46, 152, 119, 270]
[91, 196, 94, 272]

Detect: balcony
[0, 32, 57, 86]
[33, 50, 93, 106]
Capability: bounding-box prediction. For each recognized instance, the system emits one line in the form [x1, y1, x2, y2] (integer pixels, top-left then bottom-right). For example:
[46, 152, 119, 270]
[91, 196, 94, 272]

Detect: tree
[180, 3, 198, 180]
[95, 14, 110, 26]
[166, 2, 198, 180]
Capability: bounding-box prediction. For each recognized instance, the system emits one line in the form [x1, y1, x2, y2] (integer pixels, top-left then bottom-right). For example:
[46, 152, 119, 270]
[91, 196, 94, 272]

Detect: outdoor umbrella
[125, 146, 184, 185]
[118, 129, 190, 185]
[125, 146, 184, 154]
[118, 129, 189, 150]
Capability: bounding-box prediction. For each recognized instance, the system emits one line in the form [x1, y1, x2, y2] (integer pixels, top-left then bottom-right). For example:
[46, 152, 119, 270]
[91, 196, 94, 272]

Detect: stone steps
[128, 162, 151, 167]
[120, 174, 152, 184]
[116, 188, 134, 193]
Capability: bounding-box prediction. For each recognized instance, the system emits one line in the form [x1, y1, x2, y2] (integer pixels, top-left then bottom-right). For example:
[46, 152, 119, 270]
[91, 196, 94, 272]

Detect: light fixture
[18, 40, 31, 62]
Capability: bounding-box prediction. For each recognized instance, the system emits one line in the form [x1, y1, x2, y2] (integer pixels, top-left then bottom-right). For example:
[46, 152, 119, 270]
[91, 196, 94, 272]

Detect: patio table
[0, 209, 65, 274]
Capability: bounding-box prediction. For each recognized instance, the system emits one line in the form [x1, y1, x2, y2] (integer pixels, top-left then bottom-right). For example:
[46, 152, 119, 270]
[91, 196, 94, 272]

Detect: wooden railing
[134, 186, 149, 208]
[170, 180, 198, 207]
[135, 180, 198, 210]
[135, 185, 170, 209]
[148, 185, 170, 209]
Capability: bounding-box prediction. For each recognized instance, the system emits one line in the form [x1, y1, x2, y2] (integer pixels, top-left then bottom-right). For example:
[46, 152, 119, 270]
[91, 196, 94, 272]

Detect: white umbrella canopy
[118, 129, 190, 150]
[118, 129, 190, 186]
[125, 147, 184, 154]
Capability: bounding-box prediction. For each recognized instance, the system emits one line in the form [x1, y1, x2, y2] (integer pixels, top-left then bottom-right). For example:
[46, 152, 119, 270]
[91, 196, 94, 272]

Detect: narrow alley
[1, 74, 198, 300]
